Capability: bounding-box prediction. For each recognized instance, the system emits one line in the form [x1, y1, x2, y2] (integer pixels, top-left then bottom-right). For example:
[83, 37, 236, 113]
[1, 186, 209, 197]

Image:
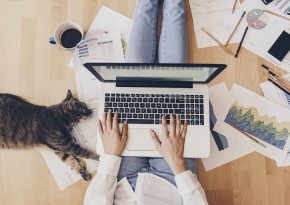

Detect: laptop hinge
[116, 81, 193, 88]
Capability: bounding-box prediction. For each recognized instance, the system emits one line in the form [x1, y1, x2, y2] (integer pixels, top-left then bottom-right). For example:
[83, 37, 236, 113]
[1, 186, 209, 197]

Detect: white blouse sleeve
[175, 170, 209, 205]
[83, 154, 121, 205]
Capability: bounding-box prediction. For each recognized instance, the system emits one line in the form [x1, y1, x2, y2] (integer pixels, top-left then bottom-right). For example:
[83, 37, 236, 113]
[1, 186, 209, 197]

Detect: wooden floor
[0, 0, 289, 204]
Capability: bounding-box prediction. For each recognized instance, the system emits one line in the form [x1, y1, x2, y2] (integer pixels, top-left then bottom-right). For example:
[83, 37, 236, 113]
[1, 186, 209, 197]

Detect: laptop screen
[84, 63, 226, 83]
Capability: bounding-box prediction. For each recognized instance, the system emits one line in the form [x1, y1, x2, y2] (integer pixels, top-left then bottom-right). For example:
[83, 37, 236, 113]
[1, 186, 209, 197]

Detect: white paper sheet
[214, 84, 290, 165]
[267, 0, 290, 17]
[69, 6, 133, 68]
[260, 74, 290, 166]
[237, 0, 290, 73]
[41, 5, 133, 190]
[189, 0, 243, 48]
[39, 105, 99, 191]
[260, 73, 290, 108]
[77, 32, 124, 64]
[201, 83, 254, 171]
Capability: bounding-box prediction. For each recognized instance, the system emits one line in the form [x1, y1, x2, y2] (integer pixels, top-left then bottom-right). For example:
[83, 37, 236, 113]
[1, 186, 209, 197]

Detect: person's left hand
[98, 110, 128, 156]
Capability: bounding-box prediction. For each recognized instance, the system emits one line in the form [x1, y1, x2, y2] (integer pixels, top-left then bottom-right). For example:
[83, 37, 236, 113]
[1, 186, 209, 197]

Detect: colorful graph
[285, 92, 290, 105]
[224, 101, 290, 150]
[210, 101, 229, 151]
[247, 9, 268, 30]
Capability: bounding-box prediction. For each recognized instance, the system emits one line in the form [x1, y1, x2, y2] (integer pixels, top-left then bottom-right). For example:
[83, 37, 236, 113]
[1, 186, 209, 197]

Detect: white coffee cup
[49, 21, 84, 50]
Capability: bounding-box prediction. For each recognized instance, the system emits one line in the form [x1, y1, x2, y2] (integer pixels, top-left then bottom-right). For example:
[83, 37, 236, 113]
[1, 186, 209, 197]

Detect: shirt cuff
[175, 170, 201, 196]
[97, 154, 122, 176]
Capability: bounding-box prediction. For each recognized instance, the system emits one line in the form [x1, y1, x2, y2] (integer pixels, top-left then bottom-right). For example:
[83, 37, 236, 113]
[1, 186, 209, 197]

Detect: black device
[261, 0, 273, 5]
[266, 31, 290, 64]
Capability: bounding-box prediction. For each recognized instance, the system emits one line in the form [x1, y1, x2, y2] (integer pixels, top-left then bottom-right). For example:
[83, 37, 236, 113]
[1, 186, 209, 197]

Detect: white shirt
[84, 154, 209, 205]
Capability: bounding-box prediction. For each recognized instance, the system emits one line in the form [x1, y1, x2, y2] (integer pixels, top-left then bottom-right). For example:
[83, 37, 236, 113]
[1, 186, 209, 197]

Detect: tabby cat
[0, 90, 99, 180]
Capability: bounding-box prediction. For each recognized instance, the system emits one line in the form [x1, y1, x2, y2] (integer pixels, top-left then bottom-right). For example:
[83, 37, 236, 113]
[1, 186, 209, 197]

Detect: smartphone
[265, 31, 290, 65]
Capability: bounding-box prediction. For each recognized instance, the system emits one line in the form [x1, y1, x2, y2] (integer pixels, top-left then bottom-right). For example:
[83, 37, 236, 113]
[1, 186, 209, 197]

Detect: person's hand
[150, 114, 188, 175]
[98, 110, 128, 156]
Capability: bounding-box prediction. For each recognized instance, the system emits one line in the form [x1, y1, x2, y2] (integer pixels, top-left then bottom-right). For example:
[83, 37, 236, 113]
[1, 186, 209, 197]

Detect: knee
[134, 0, 159, 24]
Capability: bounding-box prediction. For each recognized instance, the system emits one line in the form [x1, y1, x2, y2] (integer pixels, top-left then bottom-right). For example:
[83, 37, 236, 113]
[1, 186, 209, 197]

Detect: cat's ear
[65, 90, 73, 100]
[66, 98, 75, 110]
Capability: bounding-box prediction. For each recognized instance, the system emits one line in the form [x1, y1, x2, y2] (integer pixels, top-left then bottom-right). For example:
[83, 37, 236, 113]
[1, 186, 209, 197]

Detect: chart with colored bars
[274, 0, 290, 15]
[224, 101, 290, 150]
[286, 93, 290, 105]
[247, 9, 269, 30]
[209, 101, 229, 151]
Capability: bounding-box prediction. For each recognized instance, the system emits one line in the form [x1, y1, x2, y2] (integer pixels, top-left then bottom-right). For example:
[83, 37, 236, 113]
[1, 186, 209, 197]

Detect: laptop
[84, 63, 226, 158]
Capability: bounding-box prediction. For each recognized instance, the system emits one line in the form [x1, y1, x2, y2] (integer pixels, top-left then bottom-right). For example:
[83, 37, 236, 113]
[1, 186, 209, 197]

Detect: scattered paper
[201, 83, 253, 171]
[260, 73, 290, 108]
[41, 6, 133, 190]
[189, 0, 242, 48]
[238, 0, 290, 73]
[260, 74, 290, 167]
[69, 6, 133, 68]
[214, 84, 290, 165]
[77, 32, 124, 64]
[39, 106, 99, 191]
[267, 0, 290, 17]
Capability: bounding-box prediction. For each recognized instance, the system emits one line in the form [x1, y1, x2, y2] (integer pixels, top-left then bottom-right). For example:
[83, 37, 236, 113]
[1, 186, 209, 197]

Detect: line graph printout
[260, 74, 290, 167]
[214, 84, 290, 164]
[225, 101, 290, 150]
[189, 0, 238, 14]
[201, 83, 253, 171]
[190, 5, 244, 48]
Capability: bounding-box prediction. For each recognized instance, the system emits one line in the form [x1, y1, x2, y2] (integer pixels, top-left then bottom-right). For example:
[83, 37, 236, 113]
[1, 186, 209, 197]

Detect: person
[84, 0, 209, 204]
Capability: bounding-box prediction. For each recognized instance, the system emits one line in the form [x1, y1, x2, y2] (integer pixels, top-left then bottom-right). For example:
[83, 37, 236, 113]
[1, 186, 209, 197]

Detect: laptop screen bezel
[83, 63, 227, 84]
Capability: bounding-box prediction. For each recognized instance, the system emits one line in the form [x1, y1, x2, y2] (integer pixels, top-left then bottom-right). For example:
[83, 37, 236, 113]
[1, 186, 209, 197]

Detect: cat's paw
[80, 170, 91, 181]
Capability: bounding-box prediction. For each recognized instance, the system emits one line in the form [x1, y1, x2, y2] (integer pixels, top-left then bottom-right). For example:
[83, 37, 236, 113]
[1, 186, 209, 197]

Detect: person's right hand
[98, 110, 128, 156]
[150, 114, 188, 175]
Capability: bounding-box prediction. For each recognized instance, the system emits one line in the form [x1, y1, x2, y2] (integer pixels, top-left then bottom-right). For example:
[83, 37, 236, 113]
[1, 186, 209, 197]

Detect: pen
[235, 26, 249, 58]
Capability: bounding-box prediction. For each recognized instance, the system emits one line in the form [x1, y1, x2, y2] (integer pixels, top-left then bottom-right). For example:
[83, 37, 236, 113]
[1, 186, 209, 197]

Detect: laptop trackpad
[127, 128, 159, 151]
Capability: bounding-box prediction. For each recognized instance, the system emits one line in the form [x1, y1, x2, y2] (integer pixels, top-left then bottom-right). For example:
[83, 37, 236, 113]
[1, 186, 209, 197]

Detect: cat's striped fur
[0, 90, 99, 180]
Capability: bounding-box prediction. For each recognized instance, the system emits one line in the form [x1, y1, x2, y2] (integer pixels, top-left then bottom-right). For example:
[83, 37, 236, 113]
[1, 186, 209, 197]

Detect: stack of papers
[40, 6, 132, 190]
[189, 0, 290, 73]
[203, 82, 290, 171]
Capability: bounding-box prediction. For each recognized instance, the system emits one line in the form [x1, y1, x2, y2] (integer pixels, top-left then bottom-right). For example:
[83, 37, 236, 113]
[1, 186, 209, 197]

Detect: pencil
[235, 26, 248, 58]
[265, 10, 290, 21]
[232, 0, 238, 14]
[262, 64, 290, 88]
[201, 28, 234, 56]
[228, 123, 267, 148]
[225, 11, 246, 46]
[263, 73, 289, 91]
[268, 78, 290, 95]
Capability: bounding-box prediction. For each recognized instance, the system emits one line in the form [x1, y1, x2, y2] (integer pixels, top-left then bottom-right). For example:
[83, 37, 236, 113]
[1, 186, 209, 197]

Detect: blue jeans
[125, 0, 188, 63]
[119, 0, 193, 191]
[117, 157, 196, 191]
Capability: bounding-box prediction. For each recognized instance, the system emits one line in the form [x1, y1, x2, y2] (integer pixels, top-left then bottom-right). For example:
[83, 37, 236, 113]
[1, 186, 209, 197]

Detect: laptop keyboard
[104, 93, 204, 125]
[106, 65, 204, 70]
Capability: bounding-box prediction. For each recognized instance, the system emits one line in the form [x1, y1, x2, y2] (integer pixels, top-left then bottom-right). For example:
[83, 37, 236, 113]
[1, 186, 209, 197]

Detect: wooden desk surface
[0, 0, 289, 204]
